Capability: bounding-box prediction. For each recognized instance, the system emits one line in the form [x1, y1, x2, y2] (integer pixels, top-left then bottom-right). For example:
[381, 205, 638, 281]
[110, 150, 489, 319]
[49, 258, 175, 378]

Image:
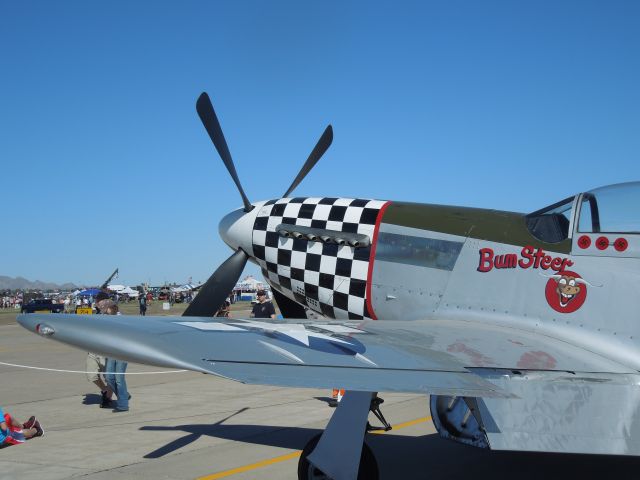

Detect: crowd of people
[2, 286, 272, 313]
[1, 290, 150, 312]
[1, 295, 21, 309]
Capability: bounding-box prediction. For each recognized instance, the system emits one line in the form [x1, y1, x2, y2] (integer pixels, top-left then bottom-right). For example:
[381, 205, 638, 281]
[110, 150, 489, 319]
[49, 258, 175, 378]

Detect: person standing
[250, 290, 276, 319]
[101, 301, 130, 412]
[139, 294, 147, 316]
[87, 296, 114, 408]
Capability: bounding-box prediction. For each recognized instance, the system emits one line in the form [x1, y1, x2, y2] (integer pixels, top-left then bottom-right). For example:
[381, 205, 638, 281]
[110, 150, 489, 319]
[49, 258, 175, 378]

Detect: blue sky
[1, 1, 639, 287]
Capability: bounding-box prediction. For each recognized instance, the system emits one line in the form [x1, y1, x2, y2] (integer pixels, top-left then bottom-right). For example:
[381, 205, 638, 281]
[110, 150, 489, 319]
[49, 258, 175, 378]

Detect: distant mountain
[0, 276, 79, 291]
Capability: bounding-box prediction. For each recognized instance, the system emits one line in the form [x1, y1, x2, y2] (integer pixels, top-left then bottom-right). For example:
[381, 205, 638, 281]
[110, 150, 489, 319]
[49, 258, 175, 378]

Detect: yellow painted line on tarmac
[369, 415, 431, 434]
[196, 415, 431, 480]
[196, 451, 302, 480]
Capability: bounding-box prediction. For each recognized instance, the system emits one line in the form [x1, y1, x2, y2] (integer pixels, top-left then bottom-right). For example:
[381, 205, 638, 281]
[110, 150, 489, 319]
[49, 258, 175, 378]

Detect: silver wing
[18, 313, 634, 399]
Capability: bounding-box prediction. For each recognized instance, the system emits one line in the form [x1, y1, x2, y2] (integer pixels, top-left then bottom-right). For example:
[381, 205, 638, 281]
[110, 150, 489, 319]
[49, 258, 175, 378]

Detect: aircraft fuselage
[221, 196, 640, 371]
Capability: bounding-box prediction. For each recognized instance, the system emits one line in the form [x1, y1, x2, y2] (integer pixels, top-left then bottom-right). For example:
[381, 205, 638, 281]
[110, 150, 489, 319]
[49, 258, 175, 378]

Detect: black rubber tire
[297, 433, 379, 480]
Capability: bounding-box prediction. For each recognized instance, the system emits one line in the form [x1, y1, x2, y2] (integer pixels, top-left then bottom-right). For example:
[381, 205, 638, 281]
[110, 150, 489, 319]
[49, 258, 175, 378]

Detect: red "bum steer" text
[477, 246, 573, 273]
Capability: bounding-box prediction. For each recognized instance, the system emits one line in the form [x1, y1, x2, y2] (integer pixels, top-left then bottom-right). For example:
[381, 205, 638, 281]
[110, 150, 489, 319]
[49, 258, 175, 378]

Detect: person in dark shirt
[139, 294, 147, 316]
[250, 290, 276, 319]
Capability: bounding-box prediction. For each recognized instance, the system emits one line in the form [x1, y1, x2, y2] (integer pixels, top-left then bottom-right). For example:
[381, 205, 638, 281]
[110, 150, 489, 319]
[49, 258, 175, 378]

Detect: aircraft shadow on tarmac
[139, 409, 640, 479]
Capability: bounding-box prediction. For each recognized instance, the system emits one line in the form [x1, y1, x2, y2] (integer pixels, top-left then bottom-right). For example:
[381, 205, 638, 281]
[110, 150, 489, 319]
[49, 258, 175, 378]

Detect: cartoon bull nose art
[545, 271, 589, 313]
[557, 275, 581, 306]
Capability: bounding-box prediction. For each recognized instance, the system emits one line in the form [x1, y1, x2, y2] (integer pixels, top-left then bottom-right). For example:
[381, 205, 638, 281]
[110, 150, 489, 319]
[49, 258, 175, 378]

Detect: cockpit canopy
[526, 182, 640, 243]
[578, 182, 640, 234]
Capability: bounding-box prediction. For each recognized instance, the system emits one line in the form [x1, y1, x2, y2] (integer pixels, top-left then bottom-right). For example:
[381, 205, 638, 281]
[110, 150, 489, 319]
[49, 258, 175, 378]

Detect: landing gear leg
[298, 433, 378, 480]
[298, 391, 380, 480]
[366, 395, 392, 433]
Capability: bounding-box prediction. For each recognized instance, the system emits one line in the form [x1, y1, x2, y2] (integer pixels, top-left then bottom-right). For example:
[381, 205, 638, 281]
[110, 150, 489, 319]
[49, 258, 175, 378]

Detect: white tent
[120, 286, 139, 297]
[107, 284, 126, 293]
[235, 275, 266, 291]
[171, 284, 197, 293]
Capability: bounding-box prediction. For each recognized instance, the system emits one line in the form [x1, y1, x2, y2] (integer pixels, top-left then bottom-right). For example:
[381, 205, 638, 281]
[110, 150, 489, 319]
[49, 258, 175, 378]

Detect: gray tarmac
[3, 317, 640, 480]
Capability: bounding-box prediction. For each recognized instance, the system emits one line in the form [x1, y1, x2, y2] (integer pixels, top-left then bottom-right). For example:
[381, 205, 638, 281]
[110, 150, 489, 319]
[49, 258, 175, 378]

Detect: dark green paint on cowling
[382, 202, 572, 254]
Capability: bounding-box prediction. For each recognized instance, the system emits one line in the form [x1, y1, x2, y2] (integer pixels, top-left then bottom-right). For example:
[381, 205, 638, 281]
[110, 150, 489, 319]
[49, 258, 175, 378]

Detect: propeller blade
[283, 125, 333, 198]
[196, 92, 253, 212]
[182, 249, 248, 317]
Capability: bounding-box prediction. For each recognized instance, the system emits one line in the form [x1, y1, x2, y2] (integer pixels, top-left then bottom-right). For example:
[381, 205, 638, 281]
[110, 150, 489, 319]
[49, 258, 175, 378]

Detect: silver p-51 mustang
[19, 93, 640, 480]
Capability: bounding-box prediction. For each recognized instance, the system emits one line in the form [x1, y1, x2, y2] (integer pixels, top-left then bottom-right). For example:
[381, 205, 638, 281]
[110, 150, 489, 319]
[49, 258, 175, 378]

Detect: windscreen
[526, 196, 574, 243]
[578, 182, 640, 233]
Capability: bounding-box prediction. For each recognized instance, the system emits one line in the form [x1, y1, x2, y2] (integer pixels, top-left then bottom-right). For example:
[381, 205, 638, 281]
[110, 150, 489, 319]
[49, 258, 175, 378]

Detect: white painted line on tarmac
[0, 360, 187, 375]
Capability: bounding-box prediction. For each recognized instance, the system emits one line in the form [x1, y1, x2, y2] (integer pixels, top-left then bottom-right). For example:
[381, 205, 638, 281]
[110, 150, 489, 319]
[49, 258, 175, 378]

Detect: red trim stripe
[365, 201, 391, 320]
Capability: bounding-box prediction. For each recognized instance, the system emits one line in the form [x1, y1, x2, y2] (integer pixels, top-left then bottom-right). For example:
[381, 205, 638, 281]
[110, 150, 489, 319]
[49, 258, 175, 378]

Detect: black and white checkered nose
[218, 201, 267, 256]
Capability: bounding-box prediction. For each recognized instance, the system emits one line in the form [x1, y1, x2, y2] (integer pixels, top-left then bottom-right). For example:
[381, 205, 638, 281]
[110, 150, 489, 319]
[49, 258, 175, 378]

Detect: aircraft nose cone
[218, 201, 266, 255]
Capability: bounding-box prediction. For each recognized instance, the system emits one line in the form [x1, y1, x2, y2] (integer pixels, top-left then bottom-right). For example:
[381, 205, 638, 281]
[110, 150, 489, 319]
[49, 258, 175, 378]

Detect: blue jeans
[105, 358, 129, 411]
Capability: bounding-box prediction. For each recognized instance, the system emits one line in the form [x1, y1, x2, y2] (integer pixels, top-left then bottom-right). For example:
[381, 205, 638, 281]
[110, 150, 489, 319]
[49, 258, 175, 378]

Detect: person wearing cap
[250, 290, 276, 319]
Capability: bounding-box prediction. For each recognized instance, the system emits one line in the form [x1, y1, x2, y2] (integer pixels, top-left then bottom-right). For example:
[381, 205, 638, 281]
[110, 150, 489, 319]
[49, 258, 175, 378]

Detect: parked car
[21, 298, 65, 314]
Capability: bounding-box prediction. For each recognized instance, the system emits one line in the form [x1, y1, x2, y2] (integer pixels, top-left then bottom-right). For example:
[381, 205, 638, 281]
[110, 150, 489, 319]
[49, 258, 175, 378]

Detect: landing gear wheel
[297, 433, 379, 480]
